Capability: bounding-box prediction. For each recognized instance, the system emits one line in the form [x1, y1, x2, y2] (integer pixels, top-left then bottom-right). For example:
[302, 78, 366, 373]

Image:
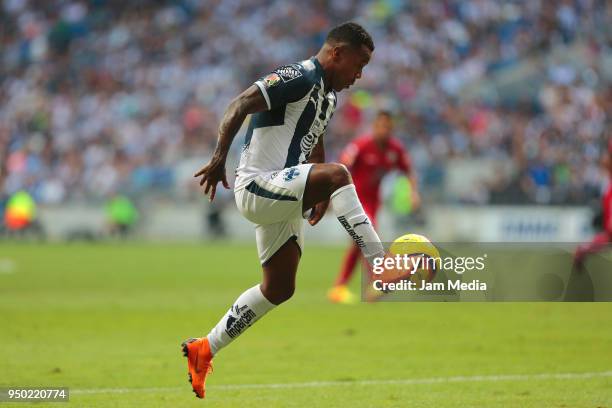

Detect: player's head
[321, 22, 374, 92]
[373, 110, 393, 141]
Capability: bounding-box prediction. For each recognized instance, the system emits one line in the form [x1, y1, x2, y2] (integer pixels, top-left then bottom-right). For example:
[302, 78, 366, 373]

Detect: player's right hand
[194, 158, 230, 202]
[308, 200, 329, 226]
[411, 190, 422, 210]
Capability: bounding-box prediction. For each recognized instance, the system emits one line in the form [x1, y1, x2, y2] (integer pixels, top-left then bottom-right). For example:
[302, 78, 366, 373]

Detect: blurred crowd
[1, 0, 611, 205]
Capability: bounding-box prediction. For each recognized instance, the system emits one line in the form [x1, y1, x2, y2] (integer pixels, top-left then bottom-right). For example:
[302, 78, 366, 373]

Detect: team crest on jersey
[283, 167, 300, 181]
[263, 73, 281, 88]
[275, 65, 302, 82]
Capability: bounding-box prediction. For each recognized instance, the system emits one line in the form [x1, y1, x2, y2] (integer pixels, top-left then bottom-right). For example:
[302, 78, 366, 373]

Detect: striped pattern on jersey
[235, 57, 337, 189]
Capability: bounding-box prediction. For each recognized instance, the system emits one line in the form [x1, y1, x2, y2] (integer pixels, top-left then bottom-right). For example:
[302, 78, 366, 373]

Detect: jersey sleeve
[254, 64, 312, 110]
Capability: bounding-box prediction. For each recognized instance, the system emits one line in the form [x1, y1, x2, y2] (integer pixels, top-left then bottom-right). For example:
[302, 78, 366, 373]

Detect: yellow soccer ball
[389, 234, 440, 284]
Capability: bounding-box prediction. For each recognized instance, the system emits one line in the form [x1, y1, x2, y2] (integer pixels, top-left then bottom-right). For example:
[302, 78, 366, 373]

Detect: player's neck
[314, 53, 333, 92]
[373, 136, 389, 148]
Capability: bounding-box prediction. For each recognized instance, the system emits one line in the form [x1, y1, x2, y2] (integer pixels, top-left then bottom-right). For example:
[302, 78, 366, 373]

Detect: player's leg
[334, 202, 378, 285]
[329, 202, 378, 303]
[336, 243, 361, 286]
[303, 163, 385, 264]
[183, 238, 299, 399]
[204, 167, 312, 355]
[183, 176, 308, 399]
[205, 236, 299, 353]
[328, 242, 360, 303]
[573, 231, 612, 272]
[261, 237, 301, 303]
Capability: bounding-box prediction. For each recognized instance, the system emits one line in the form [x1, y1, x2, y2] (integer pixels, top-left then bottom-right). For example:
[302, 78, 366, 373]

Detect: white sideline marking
[71, 370, 612, 395]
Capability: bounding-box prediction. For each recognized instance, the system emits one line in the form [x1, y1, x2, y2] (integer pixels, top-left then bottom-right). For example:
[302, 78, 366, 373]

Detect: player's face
[332, 44, 372, 92]
[373, 115, 392, 140]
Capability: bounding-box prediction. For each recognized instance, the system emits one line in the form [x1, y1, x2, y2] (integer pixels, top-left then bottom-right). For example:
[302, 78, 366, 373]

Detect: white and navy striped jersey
[235, 57, 337, 190]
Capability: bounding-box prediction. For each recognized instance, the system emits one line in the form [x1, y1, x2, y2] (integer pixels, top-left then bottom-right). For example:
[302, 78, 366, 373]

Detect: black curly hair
[326, 22, 374, 52]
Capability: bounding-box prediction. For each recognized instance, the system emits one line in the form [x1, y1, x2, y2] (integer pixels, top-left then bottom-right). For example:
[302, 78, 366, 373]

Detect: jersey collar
[311, 57, 331, 93]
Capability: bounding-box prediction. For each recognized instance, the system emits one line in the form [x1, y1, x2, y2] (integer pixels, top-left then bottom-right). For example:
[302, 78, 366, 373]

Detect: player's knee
[328, 163, 351, 191]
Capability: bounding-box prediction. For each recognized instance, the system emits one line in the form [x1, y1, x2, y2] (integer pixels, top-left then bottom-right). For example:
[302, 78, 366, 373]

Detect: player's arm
[407, 172, 421, 210]
[396, 143, 421, 210]
[308, 137, 325, 164]
[194, 85, 268, 201]
[405, 169, 420, 210]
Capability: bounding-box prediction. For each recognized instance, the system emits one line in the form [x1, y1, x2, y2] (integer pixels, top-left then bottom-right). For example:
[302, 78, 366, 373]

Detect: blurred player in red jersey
[328, 110, 420, 303]
[573, 139, 612, 272]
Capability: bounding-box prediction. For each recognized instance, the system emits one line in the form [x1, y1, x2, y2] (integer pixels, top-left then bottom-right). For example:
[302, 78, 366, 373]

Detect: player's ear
[331, 44, 344, 61]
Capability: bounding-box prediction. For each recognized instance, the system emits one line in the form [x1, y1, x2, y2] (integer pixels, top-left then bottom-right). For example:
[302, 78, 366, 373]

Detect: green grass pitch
[1, 242, 611, 407]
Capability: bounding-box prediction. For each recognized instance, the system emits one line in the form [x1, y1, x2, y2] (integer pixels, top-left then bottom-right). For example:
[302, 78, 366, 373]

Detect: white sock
[330, 184, 385, 264]
[206, 284, 276, 355]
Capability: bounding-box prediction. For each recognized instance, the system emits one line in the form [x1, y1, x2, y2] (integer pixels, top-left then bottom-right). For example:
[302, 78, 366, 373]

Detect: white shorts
[234, 164, 313, 264]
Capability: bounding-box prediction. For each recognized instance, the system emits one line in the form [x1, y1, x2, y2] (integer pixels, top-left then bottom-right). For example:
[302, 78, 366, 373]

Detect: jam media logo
[283, 167, 300, 182]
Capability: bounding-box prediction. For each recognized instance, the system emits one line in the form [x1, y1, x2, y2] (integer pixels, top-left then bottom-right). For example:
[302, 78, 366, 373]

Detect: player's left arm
[306, 137, 329, 226]
[307, 136, 325, 165]
[396, 142, 421, 210]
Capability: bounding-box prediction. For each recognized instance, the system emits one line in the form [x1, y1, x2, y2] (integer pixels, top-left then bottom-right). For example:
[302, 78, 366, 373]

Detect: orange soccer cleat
[181, 337, 214, 399]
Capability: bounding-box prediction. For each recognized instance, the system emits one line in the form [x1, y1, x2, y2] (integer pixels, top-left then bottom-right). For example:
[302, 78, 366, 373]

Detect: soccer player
[184, 22, 387, 399]
[573, 140, 612, 272]
[328, 111, 420, 303]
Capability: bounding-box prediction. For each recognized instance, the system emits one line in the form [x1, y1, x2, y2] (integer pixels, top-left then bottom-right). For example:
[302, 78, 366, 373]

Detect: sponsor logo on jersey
[283, 167, 300, 181]
[296, 87, 333, 163]
[300, 132, 319, 160]
[276, 65, 302, 82]
[263, 73, 281, 88]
